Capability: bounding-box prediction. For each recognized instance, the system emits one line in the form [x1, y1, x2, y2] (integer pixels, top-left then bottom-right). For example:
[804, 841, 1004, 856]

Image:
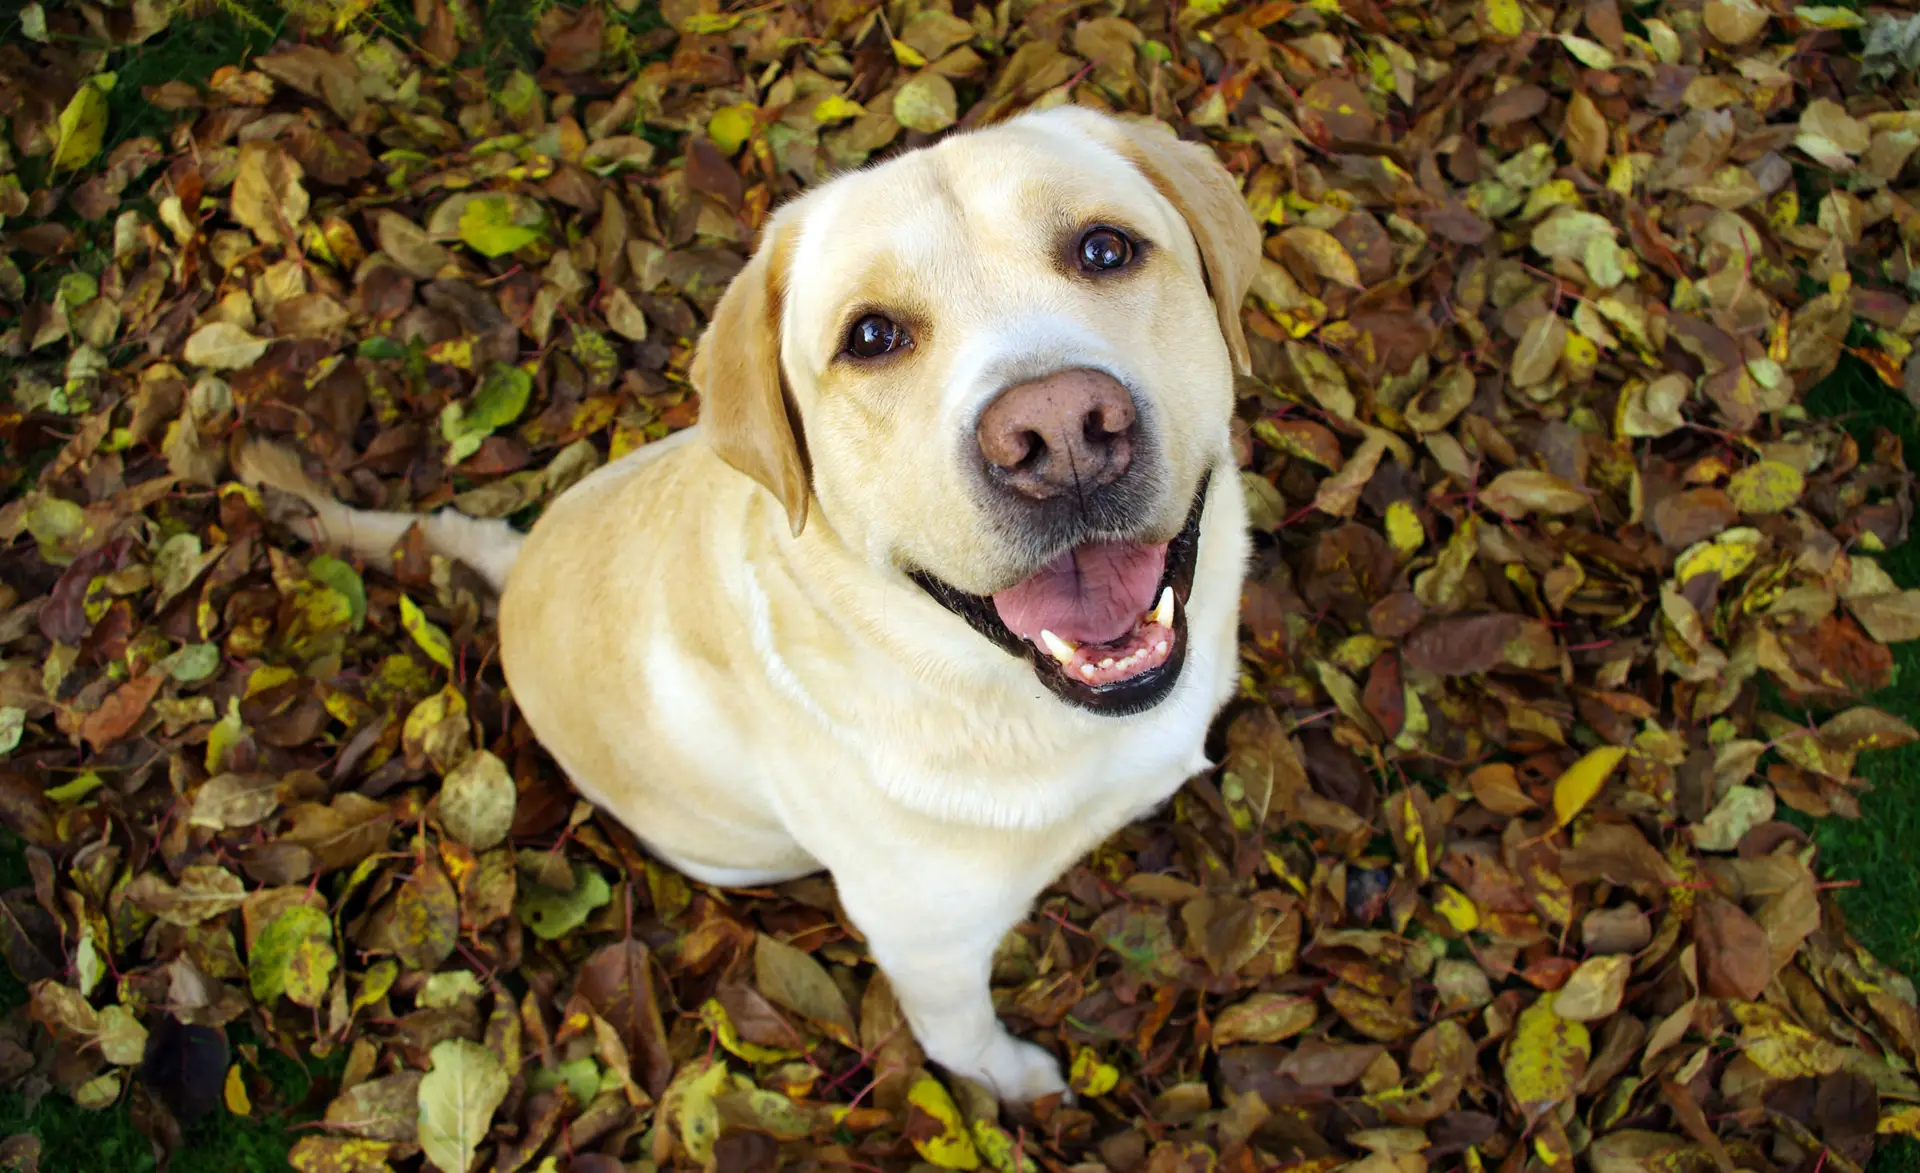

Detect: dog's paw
[945, 1033, 1069, 1103]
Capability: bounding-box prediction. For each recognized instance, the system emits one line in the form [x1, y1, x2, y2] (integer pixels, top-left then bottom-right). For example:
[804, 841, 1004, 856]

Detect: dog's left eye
[845, 313, 909, 359]
[1078, 226, 1136, 273]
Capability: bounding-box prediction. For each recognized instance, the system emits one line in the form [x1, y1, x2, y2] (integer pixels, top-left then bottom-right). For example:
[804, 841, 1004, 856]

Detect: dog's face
[692, 107, 1260, 715]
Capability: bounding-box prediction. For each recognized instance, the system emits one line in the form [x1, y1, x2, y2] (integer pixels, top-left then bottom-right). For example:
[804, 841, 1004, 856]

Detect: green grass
[1798, 356, 1920, 1173]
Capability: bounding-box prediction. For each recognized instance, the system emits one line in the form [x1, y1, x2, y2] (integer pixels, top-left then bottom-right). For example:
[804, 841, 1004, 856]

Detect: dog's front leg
[834, 864, 1068, 1102]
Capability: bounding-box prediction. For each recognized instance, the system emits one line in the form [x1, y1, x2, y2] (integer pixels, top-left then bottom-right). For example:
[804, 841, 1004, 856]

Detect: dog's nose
[976, 370, 1136, 500]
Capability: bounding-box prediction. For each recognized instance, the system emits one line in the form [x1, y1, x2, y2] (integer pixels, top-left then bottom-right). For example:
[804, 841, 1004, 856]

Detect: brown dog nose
[976, 369, 1136, 500]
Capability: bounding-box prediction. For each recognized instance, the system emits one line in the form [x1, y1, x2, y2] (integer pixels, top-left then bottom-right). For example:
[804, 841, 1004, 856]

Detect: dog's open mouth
[909, 475, 1208, 715]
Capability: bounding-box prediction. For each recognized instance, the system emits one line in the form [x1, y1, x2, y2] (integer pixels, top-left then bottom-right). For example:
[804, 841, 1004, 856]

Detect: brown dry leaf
[1480, 470, 1589, 519]
[231, 141, 309, 246]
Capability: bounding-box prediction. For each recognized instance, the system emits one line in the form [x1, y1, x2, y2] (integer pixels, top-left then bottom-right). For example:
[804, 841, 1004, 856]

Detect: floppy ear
[1093, 114, 1262, 377]
[692, 225, 811, 537]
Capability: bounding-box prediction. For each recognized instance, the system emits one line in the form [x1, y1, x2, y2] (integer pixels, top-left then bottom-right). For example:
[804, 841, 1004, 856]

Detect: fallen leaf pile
[4, 0, 1920, 1171]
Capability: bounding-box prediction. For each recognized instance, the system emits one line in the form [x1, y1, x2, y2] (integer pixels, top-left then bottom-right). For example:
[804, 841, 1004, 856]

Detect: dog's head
[691, 106, 1260, 715]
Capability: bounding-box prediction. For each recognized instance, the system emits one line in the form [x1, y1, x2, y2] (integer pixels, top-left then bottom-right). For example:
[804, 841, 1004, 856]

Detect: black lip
[908, 473, 1210, 716]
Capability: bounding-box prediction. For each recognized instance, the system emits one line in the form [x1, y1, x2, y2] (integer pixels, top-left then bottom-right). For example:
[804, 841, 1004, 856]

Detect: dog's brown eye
[1079, 227, 1135, 273]
[846, 313, 908, 359]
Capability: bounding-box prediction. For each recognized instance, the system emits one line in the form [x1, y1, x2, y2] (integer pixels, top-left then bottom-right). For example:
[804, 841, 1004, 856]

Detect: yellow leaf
[678, 1062, 733, 1166]
[1562, 332, 1598, 374]
[1070, 1047, 1119, 1097]
[400, 596, 454, 671]
[906, 1075, 980, 1169]
[1432, 885, 1479, 932]
[698, 999, 800, 1064]
[1280, 226, 1363, 289]
[1504, 1000, 1590, 1123]
[225, 1064, 252, 1116]
[1386, 500, 1425, 558]
[1795, 5, 1865, 29]
[971, 1118, 1035, 1173]
[708, 104, 758, 153]
[1726, 460, 1804, 514]
[1675, 527, 1763, 585]
[812, 94, 864, 125]
[458, 194, 544, 258]
[890, 37, 929, 67]
[1551, 745, 1628, 828]
[1483, 0, 1526, 37]
[353, 959, 398, 1013]
[1882, 1105, 1920, 1138]
[53, 77, 111, 172]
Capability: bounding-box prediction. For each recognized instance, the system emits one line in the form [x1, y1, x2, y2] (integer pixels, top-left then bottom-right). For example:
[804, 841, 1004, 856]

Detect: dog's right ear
[692, 224, 810, 537]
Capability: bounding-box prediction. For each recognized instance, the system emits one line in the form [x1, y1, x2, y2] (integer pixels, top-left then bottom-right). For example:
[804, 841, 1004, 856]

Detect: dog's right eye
[845, 313, 909, 360]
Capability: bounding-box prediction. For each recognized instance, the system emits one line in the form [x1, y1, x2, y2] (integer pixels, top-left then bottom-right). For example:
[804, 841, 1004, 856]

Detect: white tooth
[1151, 586, 1175, 628]
[1039, 629, 1077, 665]
[1154, 640, 1169, 654]
[1099, 658, 1115, 669]
[1080, 664, 1098, 679]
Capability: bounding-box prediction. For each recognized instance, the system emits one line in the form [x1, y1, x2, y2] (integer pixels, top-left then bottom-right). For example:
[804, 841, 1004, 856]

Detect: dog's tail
[234, 441, 525, 594]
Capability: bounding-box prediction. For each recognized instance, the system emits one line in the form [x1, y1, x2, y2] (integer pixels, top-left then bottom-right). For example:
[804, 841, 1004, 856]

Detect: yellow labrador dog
[239, 104, 1258, 1101]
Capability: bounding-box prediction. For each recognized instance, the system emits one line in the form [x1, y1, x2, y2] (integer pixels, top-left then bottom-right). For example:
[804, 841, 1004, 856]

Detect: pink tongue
[992, 541, 1168, 646]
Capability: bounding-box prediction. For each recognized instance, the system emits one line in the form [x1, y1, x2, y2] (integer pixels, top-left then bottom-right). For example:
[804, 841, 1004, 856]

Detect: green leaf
[892, 72, 957, 134]
[417, 1039, 509, 1173]
[0, 707, 22, 755]
[457, 194, 544, 257]
[310, 555, 367, 631]
[419, 970, 484, 1009]
[165, 643, 221, 683]
[516, 862, 611, 940]
[46, 771, 104, 803]
[206, 697, 245, 773]
[528, 1056, 603, 1105]
[440, 364, 533, 464]
[250, 904, 335, 1007]
[400, 596, 454, 671]
[75, 929, 104, 997]
[52, 77, 110, 172]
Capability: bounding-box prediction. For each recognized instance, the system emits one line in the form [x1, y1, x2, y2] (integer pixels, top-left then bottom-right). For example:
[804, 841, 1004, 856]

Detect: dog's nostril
[976, 369, 1135, 493]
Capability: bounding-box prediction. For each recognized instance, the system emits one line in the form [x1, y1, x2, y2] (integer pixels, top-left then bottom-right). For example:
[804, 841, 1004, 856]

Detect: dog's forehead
[779, 115, 1177, 349]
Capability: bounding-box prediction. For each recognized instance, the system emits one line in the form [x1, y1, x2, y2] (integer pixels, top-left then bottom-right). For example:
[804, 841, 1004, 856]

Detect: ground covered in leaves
[6, 0, 1920, 1171]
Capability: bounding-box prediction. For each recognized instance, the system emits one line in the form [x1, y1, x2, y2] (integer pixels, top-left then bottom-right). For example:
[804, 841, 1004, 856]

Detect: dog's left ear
[1084, 113, 1262, 377]
[692, 223, 810, 537]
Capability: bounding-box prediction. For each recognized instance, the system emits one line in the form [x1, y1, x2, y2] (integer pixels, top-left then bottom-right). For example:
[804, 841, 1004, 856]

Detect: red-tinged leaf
[79, 670, 165, 749]
[576, 938, 673, 1097]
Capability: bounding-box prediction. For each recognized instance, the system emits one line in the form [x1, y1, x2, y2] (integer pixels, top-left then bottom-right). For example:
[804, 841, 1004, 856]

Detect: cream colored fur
[239, 104, 1260, 1102]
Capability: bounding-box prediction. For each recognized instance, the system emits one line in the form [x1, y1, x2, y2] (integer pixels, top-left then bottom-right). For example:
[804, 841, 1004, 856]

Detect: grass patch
[1798, 355, 1920, 1173]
